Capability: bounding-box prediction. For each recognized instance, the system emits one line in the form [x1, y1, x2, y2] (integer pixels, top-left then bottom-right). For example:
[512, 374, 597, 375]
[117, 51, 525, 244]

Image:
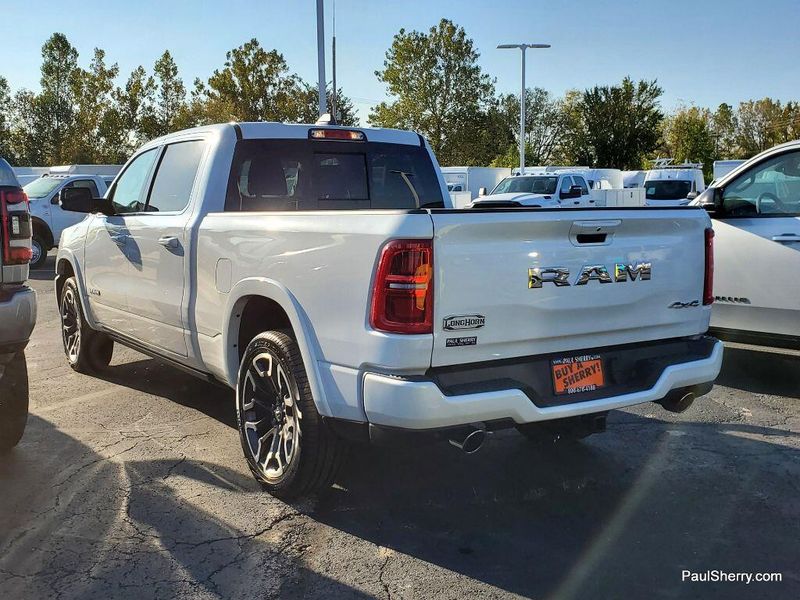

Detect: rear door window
[146, 140, 206, 213]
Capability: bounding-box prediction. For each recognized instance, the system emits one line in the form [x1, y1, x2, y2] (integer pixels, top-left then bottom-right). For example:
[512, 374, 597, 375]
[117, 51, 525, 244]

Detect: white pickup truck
[24, 174, 113, 269]
[472, 172, 595, 208]
[55, 122, 723, 498]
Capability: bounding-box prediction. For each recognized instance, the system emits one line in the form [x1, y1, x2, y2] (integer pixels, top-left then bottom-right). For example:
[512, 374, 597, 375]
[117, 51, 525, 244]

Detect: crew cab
[694, 140, 800, 348]
[24, 174, 112, 269]
[471, 172, 593, 208]
[55, 122, 722, 498]
[0, 158, 36, 452]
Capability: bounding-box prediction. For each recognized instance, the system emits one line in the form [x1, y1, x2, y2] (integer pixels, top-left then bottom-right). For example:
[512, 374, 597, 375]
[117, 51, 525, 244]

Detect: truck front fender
[223, 278, 331, 417]
[54, 249, 100, 330]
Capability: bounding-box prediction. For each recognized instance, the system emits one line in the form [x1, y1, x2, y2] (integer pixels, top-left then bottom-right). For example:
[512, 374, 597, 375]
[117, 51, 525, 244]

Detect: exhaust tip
[660, 391, 696, 414]
[449, 429, 486, 454]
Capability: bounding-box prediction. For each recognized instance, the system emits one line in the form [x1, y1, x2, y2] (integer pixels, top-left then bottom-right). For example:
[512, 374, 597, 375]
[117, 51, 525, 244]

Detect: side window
[560, 176, 573, 194]
[147, 141, 206, 213]
[66, 179, 99, 198]
[574, 176, 590, 195]
[722, 151, 800, 217]
[110, 149, 159, 214]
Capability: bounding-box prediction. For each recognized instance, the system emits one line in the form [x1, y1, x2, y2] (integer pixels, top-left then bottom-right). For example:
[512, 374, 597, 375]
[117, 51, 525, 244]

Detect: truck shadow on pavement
[93, 358, 237, 428]
[0, 415, 371, 599]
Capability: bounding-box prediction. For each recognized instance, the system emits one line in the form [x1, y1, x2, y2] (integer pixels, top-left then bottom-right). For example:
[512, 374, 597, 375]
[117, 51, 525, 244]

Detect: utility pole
[316, 0, 327, 116]
[497, 43, 550, 175]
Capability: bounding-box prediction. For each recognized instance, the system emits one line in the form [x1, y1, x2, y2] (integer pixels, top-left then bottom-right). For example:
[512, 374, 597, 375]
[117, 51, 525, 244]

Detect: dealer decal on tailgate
[551, 354, 605, 395]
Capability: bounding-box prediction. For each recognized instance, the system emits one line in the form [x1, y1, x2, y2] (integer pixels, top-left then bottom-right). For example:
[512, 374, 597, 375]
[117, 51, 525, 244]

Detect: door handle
[158, 236, 181, 250]
[771, 234, 800, 242]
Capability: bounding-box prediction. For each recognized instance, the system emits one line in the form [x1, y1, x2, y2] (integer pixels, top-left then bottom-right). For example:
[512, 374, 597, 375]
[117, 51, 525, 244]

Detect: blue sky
[3, 0, 799, 122]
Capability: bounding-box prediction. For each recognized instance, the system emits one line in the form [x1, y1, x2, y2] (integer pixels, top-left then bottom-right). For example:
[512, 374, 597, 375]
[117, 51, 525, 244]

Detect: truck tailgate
[430, 208, 711, 367]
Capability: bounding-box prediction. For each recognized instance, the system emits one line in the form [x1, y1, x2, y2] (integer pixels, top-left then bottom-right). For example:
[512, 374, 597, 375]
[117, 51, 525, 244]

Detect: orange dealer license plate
[551, 354, 605, 395]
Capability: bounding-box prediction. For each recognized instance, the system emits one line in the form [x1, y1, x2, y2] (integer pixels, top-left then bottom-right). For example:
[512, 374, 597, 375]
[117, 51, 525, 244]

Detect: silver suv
[0, 158, 36, 451]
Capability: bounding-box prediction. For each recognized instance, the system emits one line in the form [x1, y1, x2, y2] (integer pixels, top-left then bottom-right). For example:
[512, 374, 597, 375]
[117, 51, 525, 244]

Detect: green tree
[664, 106, 715, 180]
[108, 66, 157, 159]
[297, 84, 359, 126]
[736, 98, 785, 157]
[146, 50, 187, 136]
[0, 77, 14, 162]
[197, 39, 304, 123]
[493, 88, 566, 166]
[70, 48, 119, 162]
[38, 33, 79, 163]
[369, 19, 495, 165]
[711, 103, 738, 158]
[555, 89, 593, 165]
[579, 77, 663, 169]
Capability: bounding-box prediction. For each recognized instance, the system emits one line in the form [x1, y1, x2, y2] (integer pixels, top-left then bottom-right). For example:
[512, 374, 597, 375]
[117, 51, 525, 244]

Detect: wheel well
[55, 259, 75, 301]
[236, 296, 293, 362]
[31, 217, 54, 249]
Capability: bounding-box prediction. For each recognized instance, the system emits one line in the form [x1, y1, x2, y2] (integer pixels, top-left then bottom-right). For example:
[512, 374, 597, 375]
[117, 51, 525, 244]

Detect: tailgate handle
[569, 220, 621, 246]
[576, 233, 607, 244]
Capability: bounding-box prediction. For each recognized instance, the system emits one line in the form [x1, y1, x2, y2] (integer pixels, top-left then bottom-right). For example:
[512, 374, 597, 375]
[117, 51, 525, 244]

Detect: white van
[644, 161, 705, 206]
[441, 167, 511, 201]
[622, 170, 646, 188]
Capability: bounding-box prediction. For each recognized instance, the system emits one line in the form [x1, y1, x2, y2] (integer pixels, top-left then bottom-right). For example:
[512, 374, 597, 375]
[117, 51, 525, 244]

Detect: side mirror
[478, 187, 487, 197]
[60, 187, 115, 216]
[698, 187, 722, 217]
[686, 191, 699, 200]
[51, 192, 61, 205]
[561, 185, 582, 200]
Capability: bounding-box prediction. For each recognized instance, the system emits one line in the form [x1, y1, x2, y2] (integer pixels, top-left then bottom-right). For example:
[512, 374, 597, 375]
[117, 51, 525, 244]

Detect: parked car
[694, 141, 800, 349]
[55, 122, 722, 498]
[471, 172, 594, 208]
[24, 173, 114, 269]
[644, 161, 706, 207]
[0, 158, 36, 452]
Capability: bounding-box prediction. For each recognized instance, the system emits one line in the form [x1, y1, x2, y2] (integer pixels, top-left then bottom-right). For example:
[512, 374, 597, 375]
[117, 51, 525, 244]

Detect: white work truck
[24, 173, 114, 268]
[472, 172, 596, 208]
[55, 121, 723, 498]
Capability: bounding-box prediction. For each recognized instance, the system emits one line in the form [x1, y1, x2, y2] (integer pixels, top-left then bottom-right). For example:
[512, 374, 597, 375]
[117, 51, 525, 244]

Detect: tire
[516, 412, 608, 444]
[59, 277, 114, 374]
[30, 236, 47, 270]
[0, 352, 29, 452]
[236, 331, 346, 499]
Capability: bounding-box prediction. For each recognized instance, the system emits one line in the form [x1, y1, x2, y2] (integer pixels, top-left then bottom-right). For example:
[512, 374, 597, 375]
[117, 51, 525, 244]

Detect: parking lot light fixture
[497, 43, 551, 175]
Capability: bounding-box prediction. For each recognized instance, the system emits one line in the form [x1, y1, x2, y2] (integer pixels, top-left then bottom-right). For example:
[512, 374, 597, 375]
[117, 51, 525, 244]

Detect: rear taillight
[1, 189, 32, 265]
[703, 227, 714, 305]
[370, 239, 433, 334]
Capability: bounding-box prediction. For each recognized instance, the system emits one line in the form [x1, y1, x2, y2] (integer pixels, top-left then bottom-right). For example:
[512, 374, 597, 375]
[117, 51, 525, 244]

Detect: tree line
[2, 20, 800, 180]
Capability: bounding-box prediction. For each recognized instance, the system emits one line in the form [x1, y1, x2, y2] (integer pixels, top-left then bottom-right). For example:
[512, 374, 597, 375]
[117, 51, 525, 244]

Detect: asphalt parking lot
[1, 258, 799, 599]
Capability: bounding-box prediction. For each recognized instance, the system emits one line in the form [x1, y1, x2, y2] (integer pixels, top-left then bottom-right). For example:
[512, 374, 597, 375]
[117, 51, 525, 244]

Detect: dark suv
[0, 157, 36, 451]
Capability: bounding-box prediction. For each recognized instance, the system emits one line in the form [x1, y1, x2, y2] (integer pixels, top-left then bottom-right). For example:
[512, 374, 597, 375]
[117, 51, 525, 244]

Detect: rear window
[645, 180, 692, 200]
[225, 139, 444, 211]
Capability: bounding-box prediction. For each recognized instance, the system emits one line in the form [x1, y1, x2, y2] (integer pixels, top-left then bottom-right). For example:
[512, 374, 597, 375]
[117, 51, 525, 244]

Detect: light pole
[497, 43, 550, 175]
[316, 0, 327, 116]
